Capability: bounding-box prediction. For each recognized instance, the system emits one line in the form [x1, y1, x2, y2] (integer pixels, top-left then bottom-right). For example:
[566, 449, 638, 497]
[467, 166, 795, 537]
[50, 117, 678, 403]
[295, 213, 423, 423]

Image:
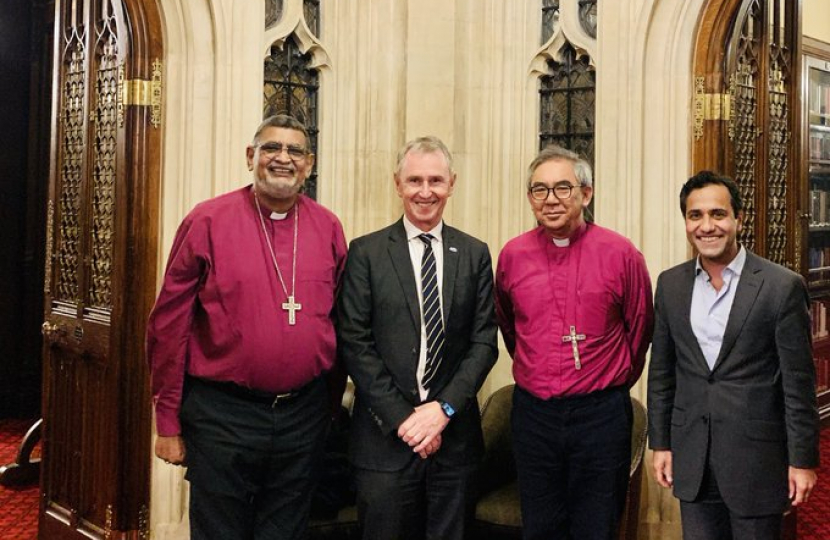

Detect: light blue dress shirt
[690, 247, 747, 371]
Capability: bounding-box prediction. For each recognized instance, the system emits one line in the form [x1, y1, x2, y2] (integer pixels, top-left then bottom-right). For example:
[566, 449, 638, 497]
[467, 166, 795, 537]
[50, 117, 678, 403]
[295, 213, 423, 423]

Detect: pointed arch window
[539, 2, 597, 168]
[263, 1, 321, 199]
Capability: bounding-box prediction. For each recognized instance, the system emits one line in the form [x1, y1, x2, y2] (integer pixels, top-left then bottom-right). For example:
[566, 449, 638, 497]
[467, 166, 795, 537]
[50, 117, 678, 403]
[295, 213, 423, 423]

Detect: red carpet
[798, 426, 830, 540]
[0, 419, 39, 540]
[0, 420, 828, 539]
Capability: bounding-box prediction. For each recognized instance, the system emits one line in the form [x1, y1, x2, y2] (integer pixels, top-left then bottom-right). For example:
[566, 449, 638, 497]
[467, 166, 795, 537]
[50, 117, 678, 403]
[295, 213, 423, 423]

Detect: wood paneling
[39, 0, 162, 537]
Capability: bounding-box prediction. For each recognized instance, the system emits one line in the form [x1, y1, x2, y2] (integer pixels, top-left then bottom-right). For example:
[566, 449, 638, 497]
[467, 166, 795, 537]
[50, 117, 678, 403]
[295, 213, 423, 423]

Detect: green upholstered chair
[469, 384, 648, 540]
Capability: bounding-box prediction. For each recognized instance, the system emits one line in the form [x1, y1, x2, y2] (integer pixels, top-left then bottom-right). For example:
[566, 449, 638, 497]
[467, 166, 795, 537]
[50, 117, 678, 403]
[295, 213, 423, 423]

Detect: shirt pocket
[578, 290, 619, 337]
[298, 268, 336, 318]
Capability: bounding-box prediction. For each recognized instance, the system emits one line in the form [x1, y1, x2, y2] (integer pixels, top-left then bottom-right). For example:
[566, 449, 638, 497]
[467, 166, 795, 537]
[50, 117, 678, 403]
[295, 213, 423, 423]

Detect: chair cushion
[474, 481, 523, 527]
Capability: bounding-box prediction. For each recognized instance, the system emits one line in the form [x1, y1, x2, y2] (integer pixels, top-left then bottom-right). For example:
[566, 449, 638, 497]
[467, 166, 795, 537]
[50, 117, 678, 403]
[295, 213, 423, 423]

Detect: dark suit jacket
[337, 219, 498, 471]
[647, 250, 819, 516]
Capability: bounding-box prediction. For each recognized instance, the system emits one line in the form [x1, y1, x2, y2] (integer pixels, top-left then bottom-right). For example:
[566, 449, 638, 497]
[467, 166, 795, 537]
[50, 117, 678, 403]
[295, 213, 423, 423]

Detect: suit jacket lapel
[388, 220, 421, 330]
[712, 252, 763, 371]
[441, 226, 459, 324]
[676, 261, 711, 372]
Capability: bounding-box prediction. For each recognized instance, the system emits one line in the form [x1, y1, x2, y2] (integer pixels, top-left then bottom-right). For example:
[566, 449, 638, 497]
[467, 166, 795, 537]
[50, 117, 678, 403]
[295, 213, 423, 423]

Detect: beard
[254, 172, 304, 201]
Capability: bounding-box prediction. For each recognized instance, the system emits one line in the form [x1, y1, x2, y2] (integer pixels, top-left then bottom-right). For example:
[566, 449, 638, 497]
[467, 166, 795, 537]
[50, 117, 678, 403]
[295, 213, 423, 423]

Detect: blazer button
[707, 377, 715, 384]
[701, 416, 709, 424]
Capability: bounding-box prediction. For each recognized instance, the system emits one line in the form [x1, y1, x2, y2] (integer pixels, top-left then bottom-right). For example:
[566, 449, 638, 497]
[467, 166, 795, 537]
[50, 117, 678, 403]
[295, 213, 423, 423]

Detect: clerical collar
[548, 222, 588, 248]
[403, 216, 444, 242]
[250, 186, 297, 221]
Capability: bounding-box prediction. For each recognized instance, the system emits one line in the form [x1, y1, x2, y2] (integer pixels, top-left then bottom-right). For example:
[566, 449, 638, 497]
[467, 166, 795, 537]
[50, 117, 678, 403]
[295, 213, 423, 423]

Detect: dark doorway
[0, 0, 54, 419]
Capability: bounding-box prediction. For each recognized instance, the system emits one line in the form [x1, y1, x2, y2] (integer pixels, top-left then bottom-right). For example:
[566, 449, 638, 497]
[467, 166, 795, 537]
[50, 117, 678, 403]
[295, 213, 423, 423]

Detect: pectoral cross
[282, 296, 302, 325]
[562, 325, 586, 370]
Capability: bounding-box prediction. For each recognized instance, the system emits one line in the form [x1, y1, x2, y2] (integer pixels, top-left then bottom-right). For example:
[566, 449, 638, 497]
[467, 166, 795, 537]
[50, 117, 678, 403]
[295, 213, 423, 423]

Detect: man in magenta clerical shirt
[146, 115, 347, 540]
[495, 145, 654, 540]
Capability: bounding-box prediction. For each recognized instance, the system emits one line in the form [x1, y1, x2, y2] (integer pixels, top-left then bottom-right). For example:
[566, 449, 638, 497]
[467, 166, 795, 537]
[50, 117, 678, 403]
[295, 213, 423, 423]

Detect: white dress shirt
[403, 216, 445, 400]
[690, 247, 746, 371]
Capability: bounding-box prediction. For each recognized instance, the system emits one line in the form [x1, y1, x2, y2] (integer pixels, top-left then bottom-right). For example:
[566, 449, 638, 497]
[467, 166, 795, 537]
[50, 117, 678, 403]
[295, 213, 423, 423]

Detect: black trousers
[354, 455, 475, 540]
[680, 457, 783, 540]
[511, 385, 632, 540]
[181, 376, 329, 540]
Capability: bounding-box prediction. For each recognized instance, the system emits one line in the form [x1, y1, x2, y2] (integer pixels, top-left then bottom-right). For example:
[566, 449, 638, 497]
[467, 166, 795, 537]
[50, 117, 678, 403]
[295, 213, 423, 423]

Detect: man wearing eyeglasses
[147, 114, 347, 539]
[494, 145, 654, 540]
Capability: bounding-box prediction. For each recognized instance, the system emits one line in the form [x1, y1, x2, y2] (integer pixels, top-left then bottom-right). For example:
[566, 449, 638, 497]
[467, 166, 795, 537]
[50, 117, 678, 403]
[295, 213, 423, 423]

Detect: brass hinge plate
[119, 59, 163, 128]
[694, 76, 733, 140]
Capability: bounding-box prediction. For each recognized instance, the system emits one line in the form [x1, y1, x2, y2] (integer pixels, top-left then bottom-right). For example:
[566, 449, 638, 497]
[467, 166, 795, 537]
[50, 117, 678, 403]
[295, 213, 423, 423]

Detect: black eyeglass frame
[257, 142, 310, 160]
[528, 183, 584, 201]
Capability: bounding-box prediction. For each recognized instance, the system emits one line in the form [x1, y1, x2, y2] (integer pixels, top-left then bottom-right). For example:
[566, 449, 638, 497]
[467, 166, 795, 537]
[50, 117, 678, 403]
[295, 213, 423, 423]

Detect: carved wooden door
[693, 0, 802, 269]
[40, 0, 162, 538]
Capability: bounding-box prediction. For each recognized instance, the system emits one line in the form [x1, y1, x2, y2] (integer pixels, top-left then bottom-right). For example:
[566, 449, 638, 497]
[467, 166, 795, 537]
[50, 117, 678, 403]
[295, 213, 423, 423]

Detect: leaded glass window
[542, 0, 560, 44]
[539, 43, 595, 165]
[263, 0, 321, 199]
[265, 0, 283, 29]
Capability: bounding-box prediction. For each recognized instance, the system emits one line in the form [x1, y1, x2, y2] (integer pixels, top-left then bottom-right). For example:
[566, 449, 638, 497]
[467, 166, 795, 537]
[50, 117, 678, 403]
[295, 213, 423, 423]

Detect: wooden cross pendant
[562, 325, 586, 370]
[282, 295, 302, 325]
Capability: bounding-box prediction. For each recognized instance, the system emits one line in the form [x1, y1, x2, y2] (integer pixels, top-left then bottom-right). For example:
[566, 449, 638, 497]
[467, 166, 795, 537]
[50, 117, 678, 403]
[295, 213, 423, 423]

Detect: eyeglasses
[528, 184, 582, 201]
[258, 142, 308, 160]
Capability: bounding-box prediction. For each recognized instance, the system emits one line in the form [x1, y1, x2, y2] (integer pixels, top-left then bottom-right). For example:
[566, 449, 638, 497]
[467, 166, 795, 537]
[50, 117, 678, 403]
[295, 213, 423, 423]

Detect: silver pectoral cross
[282, 295, 302, 325]
[562, 325, 586, 370]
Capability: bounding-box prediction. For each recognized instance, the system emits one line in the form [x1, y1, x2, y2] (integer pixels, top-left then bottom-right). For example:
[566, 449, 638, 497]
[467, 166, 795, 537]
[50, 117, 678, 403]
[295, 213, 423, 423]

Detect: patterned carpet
[0, 419, 828, 539]
[0, 419, 39, 540]
[798, 426, 830, 540]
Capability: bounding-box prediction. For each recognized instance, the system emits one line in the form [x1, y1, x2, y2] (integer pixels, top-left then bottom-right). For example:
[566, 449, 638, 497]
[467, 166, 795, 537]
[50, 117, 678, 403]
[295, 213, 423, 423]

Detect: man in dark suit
[648, 171, 820, 540]
[337, 136, 498, 540]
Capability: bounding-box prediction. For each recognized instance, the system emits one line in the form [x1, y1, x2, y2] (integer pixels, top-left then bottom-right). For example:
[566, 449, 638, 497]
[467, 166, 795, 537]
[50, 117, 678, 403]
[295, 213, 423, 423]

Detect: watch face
[441, 402, 455, 417]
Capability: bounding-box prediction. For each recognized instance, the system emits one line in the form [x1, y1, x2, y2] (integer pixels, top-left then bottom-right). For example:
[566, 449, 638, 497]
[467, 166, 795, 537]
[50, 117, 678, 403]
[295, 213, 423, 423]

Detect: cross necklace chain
[548, 236, 585, 370]
[254, 193, 302, 325]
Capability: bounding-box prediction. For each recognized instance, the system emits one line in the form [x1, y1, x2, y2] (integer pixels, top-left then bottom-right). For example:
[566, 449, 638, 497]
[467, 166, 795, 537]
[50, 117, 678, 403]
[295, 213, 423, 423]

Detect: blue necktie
[418, 234, 444, 389]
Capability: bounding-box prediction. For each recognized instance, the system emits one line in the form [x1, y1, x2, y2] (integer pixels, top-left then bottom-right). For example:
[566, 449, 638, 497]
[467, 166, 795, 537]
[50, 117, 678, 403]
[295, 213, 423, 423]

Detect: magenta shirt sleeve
[146, 214, 208, 436]
[622, 248, 655, 387]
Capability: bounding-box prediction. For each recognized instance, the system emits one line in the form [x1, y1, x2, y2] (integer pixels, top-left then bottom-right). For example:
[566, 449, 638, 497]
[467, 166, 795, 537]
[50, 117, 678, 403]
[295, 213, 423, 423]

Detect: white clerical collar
[552, 237, 570, 247]
[269, 211, 288, 220]
[403, 216, 444, 242]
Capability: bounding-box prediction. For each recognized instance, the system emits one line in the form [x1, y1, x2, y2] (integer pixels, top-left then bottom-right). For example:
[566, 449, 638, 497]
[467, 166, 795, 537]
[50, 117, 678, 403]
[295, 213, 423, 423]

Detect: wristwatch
[439, 400, 456, 418]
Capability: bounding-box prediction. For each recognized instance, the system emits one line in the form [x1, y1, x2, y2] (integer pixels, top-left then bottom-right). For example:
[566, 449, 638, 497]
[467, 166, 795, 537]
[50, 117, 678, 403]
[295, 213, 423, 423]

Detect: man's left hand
[788, 466, 818, 506]
[397, 401, 450, 455]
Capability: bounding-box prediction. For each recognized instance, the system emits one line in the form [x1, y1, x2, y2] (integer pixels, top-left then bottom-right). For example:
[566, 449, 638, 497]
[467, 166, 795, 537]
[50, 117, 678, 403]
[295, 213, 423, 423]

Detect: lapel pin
[449, 246, 458, 253]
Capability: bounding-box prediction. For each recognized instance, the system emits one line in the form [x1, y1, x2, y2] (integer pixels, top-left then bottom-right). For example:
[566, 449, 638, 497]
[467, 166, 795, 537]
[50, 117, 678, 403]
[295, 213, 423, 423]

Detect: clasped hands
[397, 401, 450, 459]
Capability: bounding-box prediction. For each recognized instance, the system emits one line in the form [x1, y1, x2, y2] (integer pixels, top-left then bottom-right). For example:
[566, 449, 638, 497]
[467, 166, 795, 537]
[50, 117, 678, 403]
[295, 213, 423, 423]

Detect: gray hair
[527, 145, 592, 188]
[252, 114, 310, 147]
[395, 136, 455, 176]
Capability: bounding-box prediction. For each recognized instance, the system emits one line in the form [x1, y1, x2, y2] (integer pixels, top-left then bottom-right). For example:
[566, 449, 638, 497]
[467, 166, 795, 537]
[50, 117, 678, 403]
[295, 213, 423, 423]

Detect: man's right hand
[652, 449, 673, 488]
[155, 435, 186, 466]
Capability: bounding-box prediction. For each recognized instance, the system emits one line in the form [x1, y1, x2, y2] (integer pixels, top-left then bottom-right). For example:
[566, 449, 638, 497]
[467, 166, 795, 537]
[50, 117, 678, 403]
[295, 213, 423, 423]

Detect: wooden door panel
[40, 0, 160, 537]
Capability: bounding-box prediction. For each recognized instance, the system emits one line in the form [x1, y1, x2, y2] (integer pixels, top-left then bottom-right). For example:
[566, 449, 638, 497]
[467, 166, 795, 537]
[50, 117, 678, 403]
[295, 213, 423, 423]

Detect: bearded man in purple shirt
[146, 115, 347, 540]
[495, 145, 654, 540]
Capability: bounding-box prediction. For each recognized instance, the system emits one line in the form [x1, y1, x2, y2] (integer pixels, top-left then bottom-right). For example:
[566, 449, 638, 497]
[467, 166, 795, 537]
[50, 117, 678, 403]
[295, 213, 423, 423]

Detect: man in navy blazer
[337, 136, 498, 540]
[648, 171, 819, 539]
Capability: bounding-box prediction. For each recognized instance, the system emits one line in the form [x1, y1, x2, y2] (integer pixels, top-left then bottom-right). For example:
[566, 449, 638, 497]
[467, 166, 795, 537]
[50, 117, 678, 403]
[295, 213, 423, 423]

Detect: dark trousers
[181, 376, 329, 540]
[511, 385, 632, 540]
[681, 459, 783, 540]
[354, 455, 475, 540]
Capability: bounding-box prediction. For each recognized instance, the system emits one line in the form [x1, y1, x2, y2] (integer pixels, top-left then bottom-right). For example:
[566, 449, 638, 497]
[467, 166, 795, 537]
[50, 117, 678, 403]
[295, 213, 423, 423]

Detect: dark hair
[527, 145, 592, 188]
[679, 171, 743, 216]
[252, 114, 310, 146]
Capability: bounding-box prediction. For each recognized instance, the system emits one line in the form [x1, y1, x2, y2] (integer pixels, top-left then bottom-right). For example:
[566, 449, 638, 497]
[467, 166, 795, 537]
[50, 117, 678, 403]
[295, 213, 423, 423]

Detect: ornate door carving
[693, 0, 801, 269]
[41, 0, 162, 538]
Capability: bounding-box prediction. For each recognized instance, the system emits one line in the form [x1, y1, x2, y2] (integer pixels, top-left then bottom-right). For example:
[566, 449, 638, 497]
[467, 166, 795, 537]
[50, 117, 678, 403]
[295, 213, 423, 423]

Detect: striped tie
[418, 234, 444, 389]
